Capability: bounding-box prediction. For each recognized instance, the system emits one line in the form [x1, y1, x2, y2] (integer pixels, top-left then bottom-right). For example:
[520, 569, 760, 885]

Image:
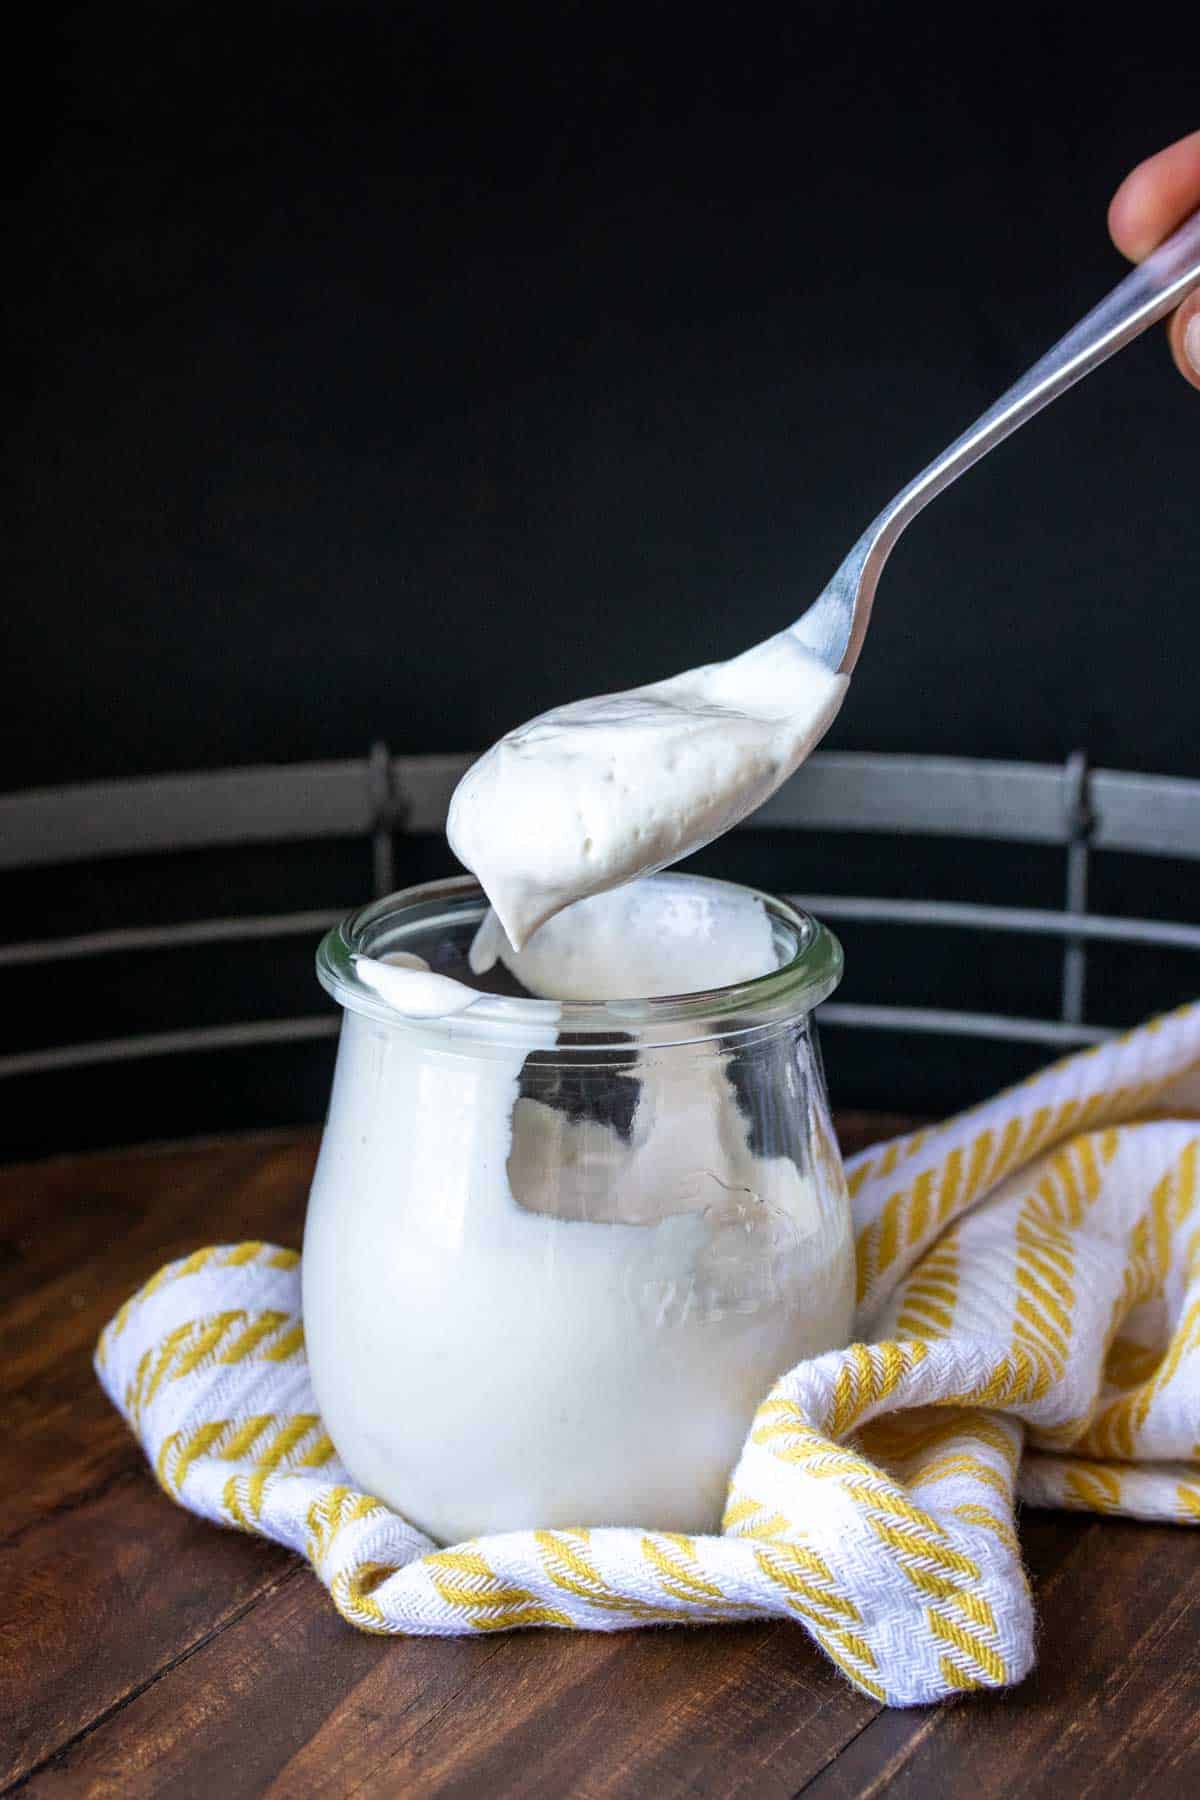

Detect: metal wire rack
[3, 746, 1200, 1082]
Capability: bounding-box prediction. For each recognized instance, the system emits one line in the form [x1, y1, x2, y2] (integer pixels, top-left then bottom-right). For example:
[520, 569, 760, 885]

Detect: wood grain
[20, 1591, 875, 1799]
[1, 1481, 295, 1788]
[2, 1118, 1198, 1800]
[0, 1133, 314, 1788]
[0, 1132, 317, 1540]
[800, 1517, 1200, 1800]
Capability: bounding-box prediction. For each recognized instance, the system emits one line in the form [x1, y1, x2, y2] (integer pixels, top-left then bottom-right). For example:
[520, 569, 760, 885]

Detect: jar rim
[317, 874, 842, 1047]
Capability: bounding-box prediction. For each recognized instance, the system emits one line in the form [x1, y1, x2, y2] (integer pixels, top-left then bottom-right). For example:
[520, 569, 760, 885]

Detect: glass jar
[303, 874, 852, 1543]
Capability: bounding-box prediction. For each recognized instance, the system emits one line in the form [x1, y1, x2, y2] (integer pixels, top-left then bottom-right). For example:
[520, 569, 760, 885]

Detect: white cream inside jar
[302, 874, 853, 1541]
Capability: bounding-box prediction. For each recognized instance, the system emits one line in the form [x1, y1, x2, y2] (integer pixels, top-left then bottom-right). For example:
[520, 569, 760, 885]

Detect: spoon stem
[803, 205, 1200, 674]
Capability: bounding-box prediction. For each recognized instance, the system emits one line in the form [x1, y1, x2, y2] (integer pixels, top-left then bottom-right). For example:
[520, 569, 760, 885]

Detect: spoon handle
[813, 206, 1200, 673]
[887, 206, 1200, 532]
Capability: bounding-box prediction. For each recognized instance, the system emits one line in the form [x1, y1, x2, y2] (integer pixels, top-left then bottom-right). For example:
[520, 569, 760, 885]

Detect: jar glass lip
[317, 874, 842, 1046]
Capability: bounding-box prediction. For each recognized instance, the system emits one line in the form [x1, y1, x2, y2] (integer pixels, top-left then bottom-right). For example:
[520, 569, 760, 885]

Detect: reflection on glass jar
[302, 876, 853, 1542]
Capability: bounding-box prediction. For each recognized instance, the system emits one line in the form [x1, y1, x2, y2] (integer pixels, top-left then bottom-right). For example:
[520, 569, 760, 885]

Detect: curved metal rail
[3, 746, 1199, 1078]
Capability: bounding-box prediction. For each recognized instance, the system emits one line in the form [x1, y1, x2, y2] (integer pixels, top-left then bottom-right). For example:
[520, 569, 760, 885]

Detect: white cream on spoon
[447, 625, 847, 951]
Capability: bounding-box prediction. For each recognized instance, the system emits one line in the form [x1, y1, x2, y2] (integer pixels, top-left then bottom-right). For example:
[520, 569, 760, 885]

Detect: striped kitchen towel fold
[97, 1003, 1200, 1705]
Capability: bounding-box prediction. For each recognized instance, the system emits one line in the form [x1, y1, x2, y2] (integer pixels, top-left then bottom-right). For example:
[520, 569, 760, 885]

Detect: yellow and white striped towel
[97, 1003, 1200, 1705]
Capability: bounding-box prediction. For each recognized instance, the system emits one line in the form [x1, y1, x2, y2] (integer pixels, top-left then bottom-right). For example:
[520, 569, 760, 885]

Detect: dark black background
[4, 4, 1198, 1157]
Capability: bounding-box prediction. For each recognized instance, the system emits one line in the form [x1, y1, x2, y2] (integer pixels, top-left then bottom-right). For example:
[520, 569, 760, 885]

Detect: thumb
[1168, 291, 1200, 391]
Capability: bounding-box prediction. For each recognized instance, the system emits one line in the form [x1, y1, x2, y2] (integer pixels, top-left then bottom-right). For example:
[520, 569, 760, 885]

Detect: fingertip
[1108, 170, 1157, 263]
[1109, 129, 1200, 263]
[1169, 295, 1200, 391]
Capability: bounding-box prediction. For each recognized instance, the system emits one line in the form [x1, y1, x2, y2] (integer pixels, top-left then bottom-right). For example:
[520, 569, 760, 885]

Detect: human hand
[1109, 130, 1200, 390]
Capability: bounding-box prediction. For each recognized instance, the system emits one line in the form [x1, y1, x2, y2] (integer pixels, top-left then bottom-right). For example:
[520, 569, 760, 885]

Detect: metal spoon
[793, 206, 1200, 675]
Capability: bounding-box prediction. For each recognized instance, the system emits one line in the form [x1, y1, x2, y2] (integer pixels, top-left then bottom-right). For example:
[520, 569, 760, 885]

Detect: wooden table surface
[3, 1117, 1199, 1799]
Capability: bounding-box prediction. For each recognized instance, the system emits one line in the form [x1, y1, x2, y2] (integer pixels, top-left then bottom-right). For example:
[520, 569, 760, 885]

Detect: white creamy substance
[447, 625, 848, 949]
[354, 950, 483, 1017]
[468, 874, 778, 1000]
[308, 610, 853, 1538]
[302, 877, 854, 1541]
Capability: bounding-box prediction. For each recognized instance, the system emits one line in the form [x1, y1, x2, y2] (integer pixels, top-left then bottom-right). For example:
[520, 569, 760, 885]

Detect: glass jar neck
[317, 875, 842, 1053]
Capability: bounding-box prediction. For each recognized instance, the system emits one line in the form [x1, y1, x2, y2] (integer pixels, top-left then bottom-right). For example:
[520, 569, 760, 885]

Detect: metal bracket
[367, 742, 409, 898]
[1061, 749, 1094, 1026]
